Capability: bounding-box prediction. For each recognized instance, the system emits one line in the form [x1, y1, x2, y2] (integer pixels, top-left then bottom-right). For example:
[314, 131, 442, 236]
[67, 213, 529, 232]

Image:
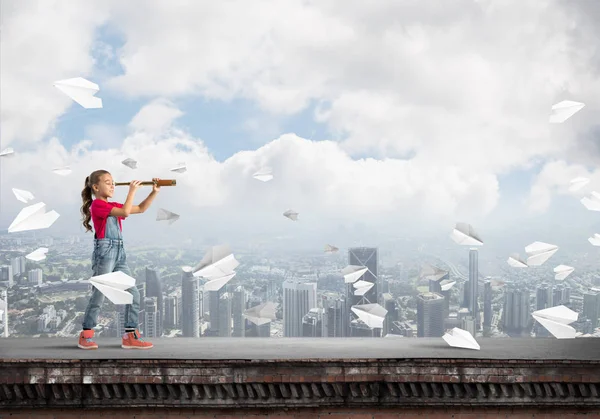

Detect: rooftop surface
[1, 337, 600, 361]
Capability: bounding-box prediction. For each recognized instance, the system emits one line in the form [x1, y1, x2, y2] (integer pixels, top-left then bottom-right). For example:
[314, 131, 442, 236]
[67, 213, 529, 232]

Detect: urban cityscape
[1, 228, 599, 342]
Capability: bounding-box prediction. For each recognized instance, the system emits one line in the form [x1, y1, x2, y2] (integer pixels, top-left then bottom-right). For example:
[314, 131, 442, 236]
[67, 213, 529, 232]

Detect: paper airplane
[324, 244, 339, 253]
[554, 265, 574, 281]
[341, 265, 368, 283]
[12, 188, 35, 204]
[121, 158, 137, 169]
[384, 334, 404, 338]
[440, 280, 457, 291]
[549, 100, 585, 124]
[25, 247, 49, 262]
[442, 327, 480, 350]
[507, 253, 528, 268]
[450, 223, 483, 246]
[192, 245, 239, 280]
[88, 271, 136, 305]
[0, 147, 14, 157]
[170, 162, 187, 173]
[581, 191, 600, 211]
[8, 202, 60, 233]
[54, 77, 103, 109]
[589, 234, 600, 246]
[420, 264, 449, 281]
[203, 272, 236, 292]
[283, 210, 298, 221]
[525, 241, 558, 266]
[569, 177, 590, 192]
[156, 208, 179, 225]
[353, 280, 375, 296]
[52, 166, 72, 176]
[253, 167, 273, 182]
[351, 304, 388, 329]
[243, 302, 277, 325]
[532, 305, 578, 339]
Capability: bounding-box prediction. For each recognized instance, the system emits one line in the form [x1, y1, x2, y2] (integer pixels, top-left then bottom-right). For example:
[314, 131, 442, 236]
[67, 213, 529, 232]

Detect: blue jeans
[82, 238, 140, 330]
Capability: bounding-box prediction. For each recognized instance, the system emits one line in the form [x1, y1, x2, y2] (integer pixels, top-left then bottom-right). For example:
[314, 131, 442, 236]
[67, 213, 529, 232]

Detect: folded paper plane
[52, 166, 72, 176]
[341, 265, 368, 283]
[88, 271, 136, 305]
[156, 208, 179, 225]
[8, 202, 60, 233]
[353, 280, 375, 296]
[12, 188, 35, 204]
[442, 327, 480, 350]
[549, 100, 585, 124]
[121, 158, 137, 169]
[203, 272, 236, 292]
[589, 234, 600, 246]
[54, 77, 103, 109]
[253, 167, 273, 182]
[170, 162, 187, 173]
[554, 265, 574, 281]
[192, 245, 239, 280]
[283, 210, 298, 221]
[525, 241, 558, 266]
[581, 191, 600, 211]
[26, 247, 49, 262]
[507, 253, 528, 268]
[243, 302, 277, 325]
[0, 147, 14, 157]
[420, 264, 449, 281]
[450, 223, 483, 246]
[440, 280, 457, 291]
[532, 305, 578, 339]
[324, 244, 339, 253]
[351, 304, 387, 329]
[569, 177, 590, 192]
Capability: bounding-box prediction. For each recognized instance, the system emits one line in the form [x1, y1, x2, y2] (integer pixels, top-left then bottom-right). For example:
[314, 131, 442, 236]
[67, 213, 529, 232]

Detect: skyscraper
[218, 292, 232, 337]
[468, 249, 478, 329]
[0, 266, 13, 288]
[322, 295, 347, 337]
[207, 289, 222, 335]
[283, 280, 317, 337]
[181, 268, 200, 337]
[583, 293, 600, 328]
[502, 288, 530, 334]
[483, 280, 492, 329]
[144, 297, 159, 338]
[302, 308, 324, 337]
[164, 296, 178, 328]
[232, 286, 246, 337]
[417, 292, 445, 337]
[145, 268, 164, 337]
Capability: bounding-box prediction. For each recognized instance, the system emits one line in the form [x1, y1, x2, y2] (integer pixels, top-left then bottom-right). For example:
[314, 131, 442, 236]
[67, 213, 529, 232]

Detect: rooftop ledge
[1, 338, 600, 411]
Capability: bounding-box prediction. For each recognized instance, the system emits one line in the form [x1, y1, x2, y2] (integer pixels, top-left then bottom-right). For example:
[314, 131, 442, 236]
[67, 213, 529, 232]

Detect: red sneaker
[121, 330, 153, 349]
[77, 330, 98, 350]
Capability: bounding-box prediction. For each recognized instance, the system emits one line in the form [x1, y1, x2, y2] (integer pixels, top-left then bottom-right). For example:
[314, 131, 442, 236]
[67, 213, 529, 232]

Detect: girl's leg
[113, 249, 139, 330]
[82, 287, 105, 329]
[82, 242, 117, 330]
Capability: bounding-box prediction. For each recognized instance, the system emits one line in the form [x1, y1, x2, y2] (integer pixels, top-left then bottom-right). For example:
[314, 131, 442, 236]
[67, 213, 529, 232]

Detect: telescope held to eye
[115, 179, 177, 187]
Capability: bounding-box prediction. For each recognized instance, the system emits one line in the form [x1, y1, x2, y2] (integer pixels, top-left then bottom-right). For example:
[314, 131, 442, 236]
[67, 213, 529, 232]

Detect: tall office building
[468, 249, 478, 328]
[218, 292, 232, 337]
[11, 257, 25, 277]
[136, 282, 146, 334]
[232, 286, 246, 337]
[416, 292, 445, 337]
[28, 269, 43, 286]
[583, 293, 600, 328]
[383, 293, 398, 336]
[347, 248, 378, 305]
[302, 308, 324, 337]
[207, 289, 222, 335]
[145, 268, 164, 337]
[283, 280, 317, 337]
[1, 290, 8, 337]
[322, 295, 348, 337]
[164, 296, 178, 328]
[502, 288, 530, 333]
[144, 297, 159, 338]
[181, 268, 200, 337]
[483, 280, 492, 329]
[0, 266, 13, 288]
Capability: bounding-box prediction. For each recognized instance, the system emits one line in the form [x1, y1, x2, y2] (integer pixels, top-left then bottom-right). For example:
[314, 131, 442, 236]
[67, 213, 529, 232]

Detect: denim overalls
[82, 215, 140, 330]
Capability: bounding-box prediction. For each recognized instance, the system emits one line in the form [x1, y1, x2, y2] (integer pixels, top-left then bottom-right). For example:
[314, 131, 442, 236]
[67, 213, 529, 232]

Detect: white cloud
[0, 0, 110, 147]
[128, 98, 183, 133]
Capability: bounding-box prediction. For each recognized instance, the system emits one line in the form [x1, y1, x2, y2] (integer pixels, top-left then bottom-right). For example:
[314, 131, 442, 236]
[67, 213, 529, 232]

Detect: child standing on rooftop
[77, 169, 160, 350]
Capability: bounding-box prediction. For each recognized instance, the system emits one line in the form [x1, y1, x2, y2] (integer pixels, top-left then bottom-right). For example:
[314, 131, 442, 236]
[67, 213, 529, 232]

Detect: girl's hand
[129, 180, 142, 193]
[152, 178, 161, 193]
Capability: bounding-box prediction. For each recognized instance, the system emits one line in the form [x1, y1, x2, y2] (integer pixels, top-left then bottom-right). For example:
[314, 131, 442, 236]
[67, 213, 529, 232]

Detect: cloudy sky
[1, 0, 600, 251]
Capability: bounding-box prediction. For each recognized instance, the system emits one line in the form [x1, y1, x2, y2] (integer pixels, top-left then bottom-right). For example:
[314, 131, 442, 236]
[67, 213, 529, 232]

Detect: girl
[78, 169, 160, 350]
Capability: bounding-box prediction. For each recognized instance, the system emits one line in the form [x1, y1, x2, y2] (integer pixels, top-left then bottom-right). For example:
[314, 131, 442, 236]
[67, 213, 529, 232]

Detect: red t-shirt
[90, 199, 124, 239]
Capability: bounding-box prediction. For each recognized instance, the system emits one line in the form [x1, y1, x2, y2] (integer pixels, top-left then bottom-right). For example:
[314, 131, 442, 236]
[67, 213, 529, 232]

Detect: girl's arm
[109, 180, 142, 218]
[130, 178, 161, 215]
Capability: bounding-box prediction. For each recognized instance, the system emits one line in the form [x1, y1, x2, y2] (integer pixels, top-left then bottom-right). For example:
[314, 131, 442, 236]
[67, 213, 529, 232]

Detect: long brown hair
[81, 170, 110, 232]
